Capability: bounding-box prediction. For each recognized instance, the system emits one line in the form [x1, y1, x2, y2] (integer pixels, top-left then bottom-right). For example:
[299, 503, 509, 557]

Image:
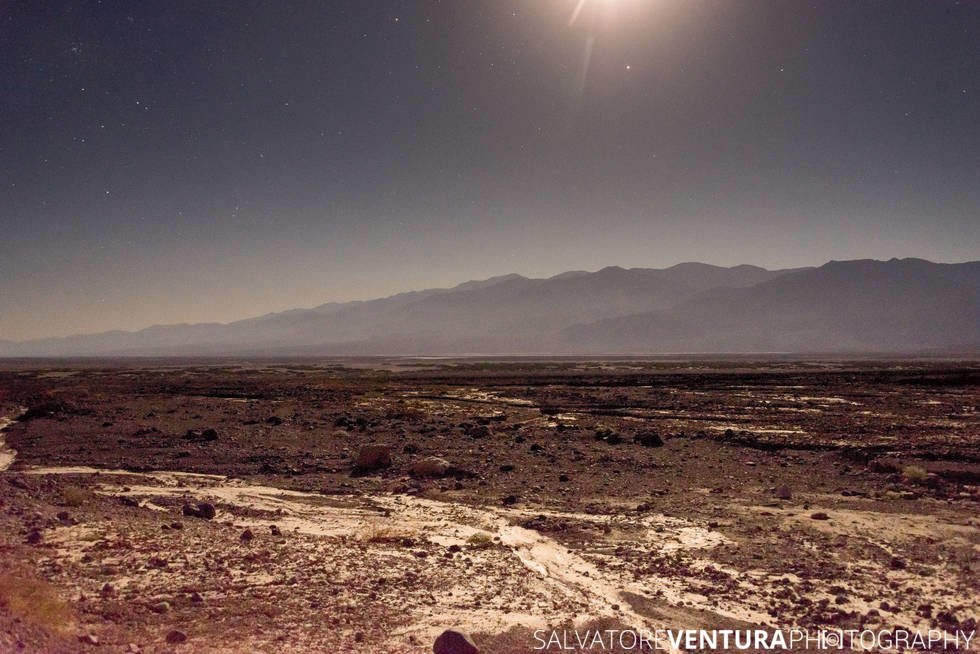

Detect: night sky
[2, 1, 978, 340]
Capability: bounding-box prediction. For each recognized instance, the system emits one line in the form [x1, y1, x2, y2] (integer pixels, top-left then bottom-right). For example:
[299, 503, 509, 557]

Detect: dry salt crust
[0, 411, 22, 472]
[18, 465, 771, 651]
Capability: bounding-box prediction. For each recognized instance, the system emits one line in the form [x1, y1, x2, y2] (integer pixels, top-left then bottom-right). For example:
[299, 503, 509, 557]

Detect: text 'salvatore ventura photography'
[0, 1, 977, 653]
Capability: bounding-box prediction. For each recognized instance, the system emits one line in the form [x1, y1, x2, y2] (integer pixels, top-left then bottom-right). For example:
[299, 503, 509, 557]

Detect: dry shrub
[0, 568, 74, 636]
[902, 465, 929, 484]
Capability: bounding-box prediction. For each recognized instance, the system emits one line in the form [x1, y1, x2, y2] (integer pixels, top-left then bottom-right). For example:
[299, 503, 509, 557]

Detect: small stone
[270, 525, 282, 537]
[184, 428, 218, 442]
[181, 502, 215, 520]
[189, 591, 204, 604]
[411, 456, 452, 477]
[78, 633, 99, 645]
[634, 431, 664, 447]
[165, 630, 187, 644]
[149, 601, 170, 614]
[240, 528, 254, 543]
[353, 444, 392, 472]
[775, 486, 792, 500]
[810, 512, 830, 520]
[26, 529, 42, 545]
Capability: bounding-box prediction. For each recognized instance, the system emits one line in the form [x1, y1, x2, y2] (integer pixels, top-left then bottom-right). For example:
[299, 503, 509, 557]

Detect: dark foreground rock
[433, 629, 479, 654]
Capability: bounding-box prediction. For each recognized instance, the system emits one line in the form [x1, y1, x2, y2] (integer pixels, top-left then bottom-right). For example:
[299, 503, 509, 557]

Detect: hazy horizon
[2, 255, 977, 343]
[2, 1, 978, 340]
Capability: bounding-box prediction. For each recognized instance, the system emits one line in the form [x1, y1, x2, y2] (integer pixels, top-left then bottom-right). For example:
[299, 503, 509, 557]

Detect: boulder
[411, 456, 452, 477]
[353, 444, 392, 472]
[182, 502, 216, 520]
[433, 629, 479, 654]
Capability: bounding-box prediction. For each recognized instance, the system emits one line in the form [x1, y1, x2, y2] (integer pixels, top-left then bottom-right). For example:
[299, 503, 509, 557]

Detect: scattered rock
[8, 477, 31, 490]
[78, 633, 100, 645]
[182, 502, 216, 520]
[165, 630, 187, 644]
[634, 431, 664, 447]
[353, 444, 392, 473]
[265, 416, 283, 425]
[184, 428, 218, 442]
[240, 528, 254, 543]
[411, 456, 452, 477]
[775, 485, 792, 500]
[270, 525, 282, 537]
[810, 512, 830, 520]
[502, 494, 518, 506]
[462, 423, 492, 439]
[433, 629, 479, 654]
[595, 428, 622, 444]
[149, 601, 170, 614]
[26, 529, 42, 545]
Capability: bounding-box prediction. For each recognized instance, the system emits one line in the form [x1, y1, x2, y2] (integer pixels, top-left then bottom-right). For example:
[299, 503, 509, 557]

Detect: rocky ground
[0, 359, 977, 653]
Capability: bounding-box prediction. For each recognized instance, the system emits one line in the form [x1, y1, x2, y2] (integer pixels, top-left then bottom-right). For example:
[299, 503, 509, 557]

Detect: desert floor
[0, 358, 977, 653]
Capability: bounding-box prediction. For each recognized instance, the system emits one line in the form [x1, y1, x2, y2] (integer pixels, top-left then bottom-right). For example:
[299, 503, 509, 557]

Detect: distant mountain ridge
[2, 258, 977, 356]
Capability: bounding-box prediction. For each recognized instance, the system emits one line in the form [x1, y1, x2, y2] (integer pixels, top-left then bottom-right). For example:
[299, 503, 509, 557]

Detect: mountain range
[2, 258, 977, 356]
